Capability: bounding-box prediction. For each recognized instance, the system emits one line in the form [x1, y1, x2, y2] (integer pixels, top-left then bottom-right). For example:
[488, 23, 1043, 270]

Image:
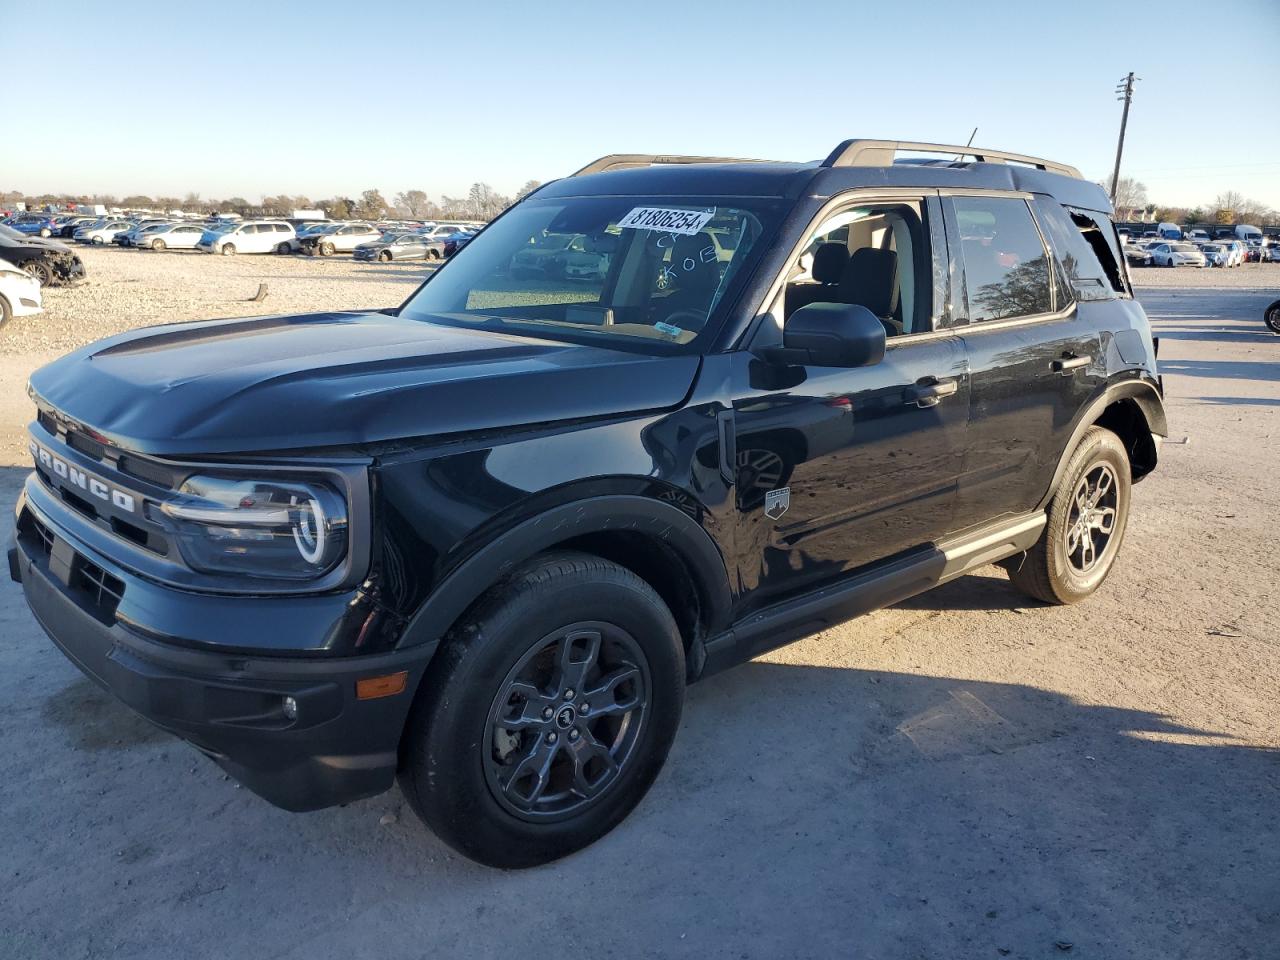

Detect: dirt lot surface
[1, 247, 1277, 959]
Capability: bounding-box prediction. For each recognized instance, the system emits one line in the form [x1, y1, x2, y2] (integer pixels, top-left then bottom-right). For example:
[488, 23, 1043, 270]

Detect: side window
[781, 199, 931, 337]
[1032, 199, 1117, 302]
[953, 196, 1052, 322]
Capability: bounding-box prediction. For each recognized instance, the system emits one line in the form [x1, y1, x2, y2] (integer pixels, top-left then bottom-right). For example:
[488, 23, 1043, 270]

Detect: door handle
[904, 377, 959, 408]
[1051, 354, 1092, 375]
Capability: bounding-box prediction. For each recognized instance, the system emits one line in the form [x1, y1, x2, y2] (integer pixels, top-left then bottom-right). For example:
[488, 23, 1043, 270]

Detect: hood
[28, 311, 701, 456]
[4, 234, 73, 253]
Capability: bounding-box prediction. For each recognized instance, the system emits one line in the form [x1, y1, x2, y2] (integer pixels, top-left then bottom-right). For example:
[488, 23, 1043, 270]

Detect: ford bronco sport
[9, 140, 1166, 868]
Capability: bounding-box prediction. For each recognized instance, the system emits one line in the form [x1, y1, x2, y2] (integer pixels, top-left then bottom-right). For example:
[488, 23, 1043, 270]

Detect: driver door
[729, 195, 970, 614]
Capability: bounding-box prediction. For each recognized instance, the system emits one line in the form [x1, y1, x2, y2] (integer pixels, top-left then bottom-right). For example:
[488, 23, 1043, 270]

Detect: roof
[537, 140, 1113, 214]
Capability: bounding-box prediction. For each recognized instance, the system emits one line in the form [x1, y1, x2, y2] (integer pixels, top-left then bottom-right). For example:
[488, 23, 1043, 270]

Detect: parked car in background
[353, 233, 431, 262]
[1221, 240, 1245, 267]
[1186, 229, 1210, 242]
[0, 225, 86, 286]
[298, 223, 380, 256]
[74, 219, 131, 244]
[417, 223, 467, 241]
[117, 221, 174, 247]
[0, 256, 44, 328]
[282, 221, 336, 253]
[1150, 241, 1206, 268]
[1123, 244, 1153, 268]
[198, 220, 296, 255]
[1198, 243, 1228, 267]
[139, 222, 208, 251]
[56, 216, 97, 238]
[440, 232, 475, 259]
[11, 216, 59, 238]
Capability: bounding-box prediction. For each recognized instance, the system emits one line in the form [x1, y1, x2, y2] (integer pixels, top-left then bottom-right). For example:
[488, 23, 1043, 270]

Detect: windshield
[399, 196, 778, 352]
[1172, 243, 1197, 252]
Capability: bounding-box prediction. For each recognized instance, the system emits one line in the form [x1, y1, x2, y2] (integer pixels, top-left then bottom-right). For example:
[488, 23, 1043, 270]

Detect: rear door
[942, 193, 1103, 531]
[730, 194, 970, 614]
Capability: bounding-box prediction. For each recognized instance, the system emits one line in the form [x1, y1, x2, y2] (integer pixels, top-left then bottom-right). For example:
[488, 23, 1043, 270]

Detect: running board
[697, 512, 1044, 680]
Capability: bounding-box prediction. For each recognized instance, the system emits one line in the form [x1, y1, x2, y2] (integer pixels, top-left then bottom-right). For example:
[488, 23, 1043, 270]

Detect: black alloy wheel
[483, 622, 649, 820]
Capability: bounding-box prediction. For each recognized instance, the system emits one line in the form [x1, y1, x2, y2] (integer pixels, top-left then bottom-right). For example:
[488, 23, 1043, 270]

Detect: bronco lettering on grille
[30, 438, 137, 513]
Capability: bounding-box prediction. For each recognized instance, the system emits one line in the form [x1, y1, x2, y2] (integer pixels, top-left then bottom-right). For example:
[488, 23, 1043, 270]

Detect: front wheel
[276, 242, 292, 255]
[151, 239, 166, 251]
[379, 250, 392, 262]
[22, 260, 54, 286]
[221, 243, 236, 256]
[319, 241, 335, 257]
[399, 552, 685, 868]
[1004, 426, 1131, 604]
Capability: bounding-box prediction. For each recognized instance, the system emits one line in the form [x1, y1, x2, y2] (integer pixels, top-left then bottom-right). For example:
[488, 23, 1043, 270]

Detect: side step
[697, 512, 1045, 679]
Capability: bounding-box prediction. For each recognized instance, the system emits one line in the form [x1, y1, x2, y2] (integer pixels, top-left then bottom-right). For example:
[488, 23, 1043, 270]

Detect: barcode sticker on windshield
[618, 207, 715, 236]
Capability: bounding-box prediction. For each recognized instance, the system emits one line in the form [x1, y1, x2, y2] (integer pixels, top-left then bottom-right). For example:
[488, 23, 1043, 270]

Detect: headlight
[159, 475, 348, 580]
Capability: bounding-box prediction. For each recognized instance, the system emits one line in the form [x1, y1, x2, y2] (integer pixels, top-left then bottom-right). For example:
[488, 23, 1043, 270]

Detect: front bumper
[10, 491, 438, 812]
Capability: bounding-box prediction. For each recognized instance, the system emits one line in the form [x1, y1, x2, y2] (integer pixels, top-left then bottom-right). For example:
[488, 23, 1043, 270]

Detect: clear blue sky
[3, 0, 1277, 209]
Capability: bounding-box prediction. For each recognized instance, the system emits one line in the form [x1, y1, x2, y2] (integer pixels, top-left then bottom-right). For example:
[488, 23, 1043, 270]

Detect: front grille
[19, 510, 126, 621]
[77, 559, 125, 617]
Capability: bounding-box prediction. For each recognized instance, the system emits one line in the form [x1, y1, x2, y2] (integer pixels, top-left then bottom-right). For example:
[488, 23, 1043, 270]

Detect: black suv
[9, 140, 1166, 867]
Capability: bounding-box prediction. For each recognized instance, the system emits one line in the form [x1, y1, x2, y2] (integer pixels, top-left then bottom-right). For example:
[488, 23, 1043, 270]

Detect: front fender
[395, 494, 733, 651]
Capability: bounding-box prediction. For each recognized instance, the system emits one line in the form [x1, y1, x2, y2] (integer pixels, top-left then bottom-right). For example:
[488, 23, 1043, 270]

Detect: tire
[1265, 300, 1280, 335]
[1004, 426, 1131, 605]
[151, 239, 166, 251]
[399, 551, 685, 868]
[379, 250, 391, 262]
[22, 260, 53, 286]
[276, 243, 292, 255]
[0, 294, 11, 330]
[39, 228, 51, 238]
[426, 249, 441, 261]
[319, 241, 335, 257]
[221, 243, 236, 256]
[92, 235, 104, 245]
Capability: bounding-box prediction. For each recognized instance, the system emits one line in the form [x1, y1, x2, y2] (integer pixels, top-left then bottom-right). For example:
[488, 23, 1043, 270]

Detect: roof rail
[572, 154, 765, 177]
[822, 139, 1082, 179]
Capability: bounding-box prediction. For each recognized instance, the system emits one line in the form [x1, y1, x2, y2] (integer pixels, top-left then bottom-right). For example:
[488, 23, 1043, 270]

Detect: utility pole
[1110, 72, 1138, 206]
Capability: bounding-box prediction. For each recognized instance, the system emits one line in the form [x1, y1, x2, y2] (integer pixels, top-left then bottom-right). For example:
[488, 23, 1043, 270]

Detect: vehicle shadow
[891, 566, 1034, 611]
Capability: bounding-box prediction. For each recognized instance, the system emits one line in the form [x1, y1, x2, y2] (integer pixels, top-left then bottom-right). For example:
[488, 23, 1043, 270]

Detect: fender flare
[396, 495, 733, 651]
[1038, 378, 1166, 510]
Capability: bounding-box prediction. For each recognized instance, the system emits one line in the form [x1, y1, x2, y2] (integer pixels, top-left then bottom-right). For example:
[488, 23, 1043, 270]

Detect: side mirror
[767, 302, 886, 368]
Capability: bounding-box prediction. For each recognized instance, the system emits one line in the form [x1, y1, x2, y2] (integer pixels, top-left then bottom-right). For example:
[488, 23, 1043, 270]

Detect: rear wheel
[426, 249, 441, 261]
[1004, 426, 1131, 604]
[22, 260, 53, 286]
[399, 552, 684, 868]
[0, 294, 11, 329]
[1265, 300, 1280, 335]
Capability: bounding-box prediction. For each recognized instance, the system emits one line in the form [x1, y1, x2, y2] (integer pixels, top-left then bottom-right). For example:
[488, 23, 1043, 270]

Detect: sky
[3, 0, 1278, 210]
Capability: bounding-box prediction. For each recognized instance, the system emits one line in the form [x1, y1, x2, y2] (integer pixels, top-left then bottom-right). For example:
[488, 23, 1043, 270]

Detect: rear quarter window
[1033, 199, 1126, 302]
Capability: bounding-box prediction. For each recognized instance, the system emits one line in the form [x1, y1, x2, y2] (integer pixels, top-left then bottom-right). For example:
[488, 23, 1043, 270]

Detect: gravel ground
[0, 252, 1278, 959]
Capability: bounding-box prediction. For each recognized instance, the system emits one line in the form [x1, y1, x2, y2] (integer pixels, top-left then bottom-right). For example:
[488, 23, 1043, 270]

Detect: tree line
[1108, 177, 1277, 226]
[0, 180, 543, 221]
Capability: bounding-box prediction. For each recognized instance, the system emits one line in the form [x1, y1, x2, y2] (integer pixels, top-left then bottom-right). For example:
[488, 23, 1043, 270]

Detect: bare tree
[1109, 177, 1148, 217]
[395, 189, 432, 217]
[516, 179, 542, 199]
[467, 182, 511, 220]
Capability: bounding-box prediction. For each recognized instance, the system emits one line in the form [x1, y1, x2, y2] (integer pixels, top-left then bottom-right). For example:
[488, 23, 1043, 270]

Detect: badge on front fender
[764, 487, 790, 520]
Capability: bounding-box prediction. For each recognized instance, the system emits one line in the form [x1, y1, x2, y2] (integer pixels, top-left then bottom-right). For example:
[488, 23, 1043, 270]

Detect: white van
[198, 220, 296, 255]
